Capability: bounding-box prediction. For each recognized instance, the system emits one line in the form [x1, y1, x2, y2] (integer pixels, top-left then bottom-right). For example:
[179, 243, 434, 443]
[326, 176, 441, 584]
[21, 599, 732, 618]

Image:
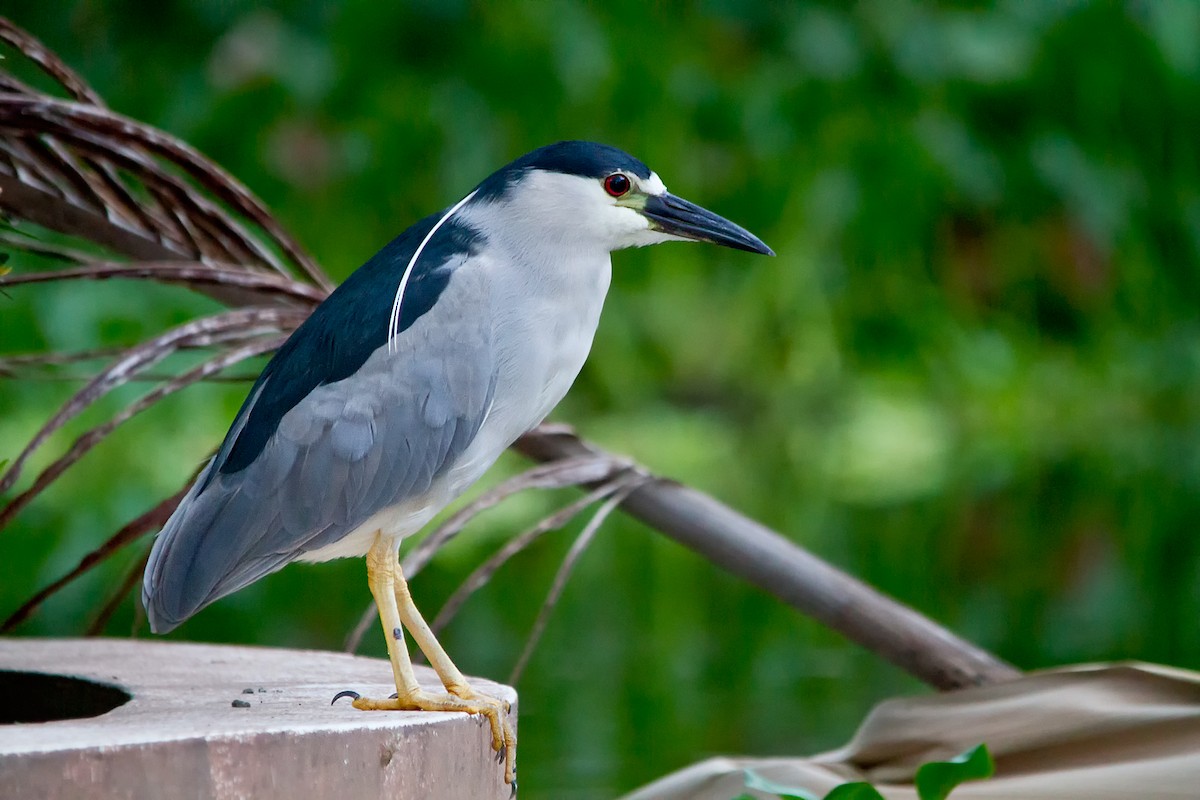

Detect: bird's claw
[342, 688, 516, 784]
[330, 690, 361, 705]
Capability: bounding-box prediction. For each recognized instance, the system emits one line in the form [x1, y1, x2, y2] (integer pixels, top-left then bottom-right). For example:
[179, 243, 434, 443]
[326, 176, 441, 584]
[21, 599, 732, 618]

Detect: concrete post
[0, 638, 517, 800]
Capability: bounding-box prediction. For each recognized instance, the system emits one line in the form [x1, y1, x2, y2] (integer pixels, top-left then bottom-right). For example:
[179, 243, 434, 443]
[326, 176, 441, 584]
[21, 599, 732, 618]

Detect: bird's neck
[453, 202, 613, 450]
[458, 202, 613, 299]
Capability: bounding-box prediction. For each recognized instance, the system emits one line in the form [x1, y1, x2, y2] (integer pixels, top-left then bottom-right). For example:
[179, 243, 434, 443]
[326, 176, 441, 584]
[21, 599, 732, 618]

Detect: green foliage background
[3, 2, 1200, 797]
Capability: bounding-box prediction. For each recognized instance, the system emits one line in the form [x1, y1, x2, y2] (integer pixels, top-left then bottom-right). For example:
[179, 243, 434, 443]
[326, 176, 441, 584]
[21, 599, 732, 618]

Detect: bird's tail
[141, 460, 285, 633]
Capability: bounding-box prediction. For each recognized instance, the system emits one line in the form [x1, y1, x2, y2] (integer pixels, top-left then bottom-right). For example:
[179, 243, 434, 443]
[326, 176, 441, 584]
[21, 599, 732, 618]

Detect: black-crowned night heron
[141, 141, 772, 784]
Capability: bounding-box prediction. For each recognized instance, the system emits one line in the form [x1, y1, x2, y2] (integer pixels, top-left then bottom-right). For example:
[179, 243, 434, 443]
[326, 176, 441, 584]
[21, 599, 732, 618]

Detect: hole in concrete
[0, 670, 130, 724]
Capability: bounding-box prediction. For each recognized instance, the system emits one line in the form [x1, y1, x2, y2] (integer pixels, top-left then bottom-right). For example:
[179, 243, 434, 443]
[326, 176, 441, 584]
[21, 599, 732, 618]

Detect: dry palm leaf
[0, 16, 1016, 691]
[0, 17, 628, 665]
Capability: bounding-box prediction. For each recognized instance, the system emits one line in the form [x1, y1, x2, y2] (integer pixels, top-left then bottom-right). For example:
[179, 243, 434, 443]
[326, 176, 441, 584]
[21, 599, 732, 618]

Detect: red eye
[604, 173, 631, 197]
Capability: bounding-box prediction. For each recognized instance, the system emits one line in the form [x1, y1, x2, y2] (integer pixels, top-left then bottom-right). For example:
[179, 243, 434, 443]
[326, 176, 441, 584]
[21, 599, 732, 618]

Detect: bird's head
[464, 141, 774, 256]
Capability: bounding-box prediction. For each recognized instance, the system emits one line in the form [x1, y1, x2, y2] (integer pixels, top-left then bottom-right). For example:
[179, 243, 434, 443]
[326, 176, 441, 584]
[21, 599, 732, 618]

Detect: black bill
[643, 193, 774, 255]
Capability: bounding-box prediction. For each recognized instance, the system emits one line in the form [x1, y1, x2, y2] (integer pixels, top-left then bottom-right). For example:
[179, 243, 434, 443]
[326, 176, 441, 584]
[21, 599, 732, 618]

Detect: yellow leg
[346, 534, 517, 785]
[393, 555, 517, 775]
[360, 532, 423, 697]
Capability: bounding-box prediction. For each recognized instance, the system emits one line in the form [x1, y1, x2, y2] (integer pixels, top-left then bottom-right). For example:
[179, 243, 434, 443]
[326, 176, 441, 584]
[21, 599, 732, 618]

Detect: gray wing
[142, 273, 495, 633]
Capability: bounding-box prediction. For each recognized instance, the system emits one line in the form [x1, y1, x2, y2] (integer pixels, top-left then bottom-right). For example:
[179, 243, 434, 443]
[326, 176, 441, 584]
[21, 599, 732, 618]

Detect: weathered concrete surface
[0, 638, 517, 800]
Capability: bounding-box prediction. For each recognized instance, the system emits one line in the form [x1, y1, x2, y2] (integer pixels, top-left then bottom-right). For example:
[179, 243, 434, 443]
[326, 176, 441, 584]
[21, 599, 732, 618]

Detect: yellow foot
[340, 689, 516, 785]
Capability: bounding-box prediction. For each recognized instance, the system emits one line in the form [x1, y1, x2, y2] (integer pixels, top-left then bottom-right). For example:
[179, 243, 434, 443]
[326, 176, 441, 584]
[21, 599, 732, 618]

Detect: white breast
[305, 189, 616, 560]
[445, 246, 612, 491]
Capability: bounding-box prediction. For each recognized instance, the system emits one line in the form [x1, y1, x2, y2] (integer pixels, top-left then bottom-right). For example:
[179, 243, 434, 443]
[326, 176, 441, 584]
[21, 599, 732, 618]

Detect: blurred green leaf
[914, 744, 995, 800]
[824, 784, 887, 800]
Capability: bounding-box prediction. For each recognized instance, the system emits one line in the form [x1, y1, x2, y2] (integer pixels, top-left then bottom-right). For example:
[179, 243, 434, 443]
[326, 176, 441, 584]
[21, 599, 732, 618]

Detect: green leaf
[914, 744, 995, 800]
[740, 769, 822, 800]
[824, 782, 887, 800]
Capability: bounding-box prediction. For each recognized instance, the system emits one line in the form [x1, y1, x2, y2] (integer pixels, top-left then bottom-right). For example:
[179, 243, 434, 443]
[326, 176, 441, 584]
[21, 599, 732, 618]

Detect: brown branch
[0, 70, 38, 98]
[0, 346, 129, 369]
[0, 343, 263, 374]
[59, 127, 288, 272]
[4, 135, 104, 215]
[0, 231, 97, 263]
[0, 94, 328, 288]
[0, 171, 181, 260]
[402, 454, 633, 580]
[0, 17, 104, 105]
[344, 457, 634, 653]
[5, 118, 288, 274]
[2, 136, 80, 204]
[0, 261, 327, 305]
[45, 141, 128, 221]
[513, 426, 1021, 691]
[428, 479, 631, 639]
[508, 480, 643, 685]
[0, 306, 306, 500]
[0, 176, 308, 308]
[86, 547, 150, 636]
[0, 485, 187, 633]
[0, 337, 283, 531]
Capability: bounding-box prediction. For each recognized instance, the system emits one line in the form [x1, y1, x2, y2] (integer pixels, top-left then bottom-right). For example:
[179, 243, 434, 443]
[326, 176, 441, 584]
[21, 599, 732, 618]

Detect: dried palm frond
[507, 478, 645, 685]
[0, 19, 336, 630]
[0, 18, 628, 657]
[0, 18, 327, 295]
[0, 17, 1016, 691]
[0, 17, 327, 537]
[343, 457, 638, 654]
[0, 484, 190, 633]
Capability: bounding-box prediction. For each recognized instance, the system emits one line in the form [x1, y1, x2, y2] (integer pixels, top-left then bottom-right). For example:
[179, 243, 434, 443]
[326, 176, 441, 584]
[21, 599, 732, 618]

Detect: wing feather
[142, 263, 495, 633]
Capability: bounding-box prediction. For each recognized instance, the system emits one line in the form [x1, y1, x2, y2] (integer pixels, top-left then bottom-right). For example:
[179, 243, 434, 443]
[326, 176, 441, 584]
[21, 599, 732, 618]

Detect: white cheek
[606, 206, 661, 249]
[609, 205, 648, 234]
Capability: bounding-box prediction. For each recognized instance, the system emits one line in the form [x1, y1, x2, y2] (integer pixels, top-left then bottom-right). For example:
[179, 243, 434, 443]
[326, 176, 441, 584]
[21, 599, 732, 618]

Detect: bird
[141, 140, 773, 785]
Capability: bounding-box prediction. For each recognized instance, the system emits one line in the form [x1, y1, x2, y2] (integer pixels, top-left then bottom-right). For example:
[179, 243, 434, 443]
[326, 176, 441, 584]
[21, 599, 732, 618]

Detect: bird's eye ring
[604, 173, 631, 197]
